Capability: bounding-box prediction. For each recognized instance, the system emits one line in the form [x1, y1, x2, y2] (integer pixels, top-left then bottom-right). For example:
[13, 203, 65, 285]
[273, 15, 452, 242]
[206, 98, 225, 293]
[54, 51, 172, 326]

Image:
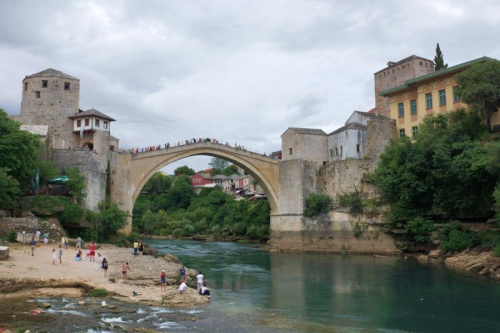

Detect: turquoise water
[148, 239, 500, 332]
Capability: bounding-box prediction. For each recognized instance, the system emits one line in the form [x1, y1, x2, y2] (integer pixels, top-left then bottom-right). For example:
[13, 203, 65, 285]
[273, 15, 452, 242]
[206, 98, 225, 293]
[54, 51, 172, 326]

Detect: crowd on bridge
[121, 137, 281, 159]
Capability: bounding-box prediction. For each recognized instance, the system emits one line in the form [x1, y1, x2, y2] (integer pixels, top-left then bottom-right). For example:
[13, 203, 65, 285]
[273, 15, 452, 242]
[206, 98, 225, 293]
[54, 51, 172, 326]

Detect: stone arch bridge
[109, 142, 280, 234]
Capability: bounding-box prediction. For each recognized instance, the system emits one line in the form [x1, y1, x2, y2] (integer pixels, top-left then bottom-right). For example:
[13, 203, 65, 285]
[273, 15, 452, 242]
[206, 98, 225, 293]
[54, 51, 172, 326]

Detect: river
[3, 239, 499, 332]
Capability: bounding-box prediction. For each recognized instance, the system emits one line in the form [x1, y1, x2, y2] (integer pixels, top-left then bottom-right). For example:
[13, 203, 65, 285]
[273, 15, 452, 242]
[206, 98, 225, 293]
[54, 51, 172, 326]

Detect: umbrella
[47, 176, 69, 185]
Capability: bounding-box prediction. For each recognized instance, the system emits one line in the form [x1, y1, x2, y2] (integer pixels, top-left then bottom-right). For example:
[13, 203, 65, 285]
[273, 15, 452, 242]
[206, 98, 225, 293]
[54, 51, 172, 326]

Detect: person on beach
[180, 266, 186, 282]
[102, 258, 109, 277]
[64, 237, 68, 249]
[179, 281, 187, 293]
[89, 241, 96, 261]
[43, 232, 49, 245]
[52, 249, 56, 264]
[76, 236, 82, 250]
[133, 241, 139, 256]
[160, 270, 166, 291]
[75, 250, 82, 261]
[122, 262, 131, 282]
[35, 230, 40, 242]
[30, 236, 36, 256]
[58, 245, 63, 265]
[199, 283, 211, 296]
[196, 271, 204, 292]
[138, 241, 144, 256]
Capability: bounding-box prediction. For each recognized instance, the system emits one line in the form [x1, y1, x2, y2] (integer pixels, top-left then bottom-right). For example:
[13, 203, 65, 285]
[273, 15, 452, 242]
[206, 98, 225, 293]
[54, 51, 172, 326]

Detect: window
[64, 82, 70, 90]
[35, 91, 40, 98]
[24, 82, 28, 91]
[85, 118, 89, 126]
[330, 149, 333, 158]
[356, 144, 360, 153]
[289, 148, 292, 155]
[410, 100, 417, 115]
[439, 89, 446, 106]
[425, 93, 433, 109]
[42, 80, 48, 88]
[335, 147, 338, 156]
[412, 126, 418, 138]
[104, 121, 108, 129]
[399, 129, 406, 138]
[95, 119, 100, 127]
[453, 87, 460, 103]
[340, 146, 343, 155]
[398, 102, 404, 118]
[77, 119, 81, 127]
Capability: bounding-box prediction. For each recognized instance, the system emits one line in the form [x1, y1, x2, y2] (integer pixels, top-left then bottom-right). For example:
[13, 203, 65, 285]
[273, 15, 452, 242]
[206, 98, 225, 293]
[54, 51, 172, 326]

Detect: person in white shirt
[199, 283, 210, 296]
[196, 272, 204, 292]
[179, 282, 187, 293]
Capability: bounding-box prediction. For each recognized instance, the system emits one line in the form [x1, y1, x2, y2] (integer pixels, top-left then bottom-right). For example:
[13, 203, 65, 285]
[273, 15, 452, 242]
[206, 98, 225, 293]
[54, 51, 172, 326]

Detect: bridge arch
[111, 142, 280, 234]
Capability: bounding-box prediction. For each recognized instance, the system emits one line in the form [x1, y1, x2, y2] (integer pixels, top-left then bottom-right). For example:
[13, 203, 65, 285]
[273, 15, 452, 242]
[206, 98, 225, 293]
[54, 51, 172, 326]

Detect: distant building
[379, 56, 500, 136]
[281, 128, 327, 165]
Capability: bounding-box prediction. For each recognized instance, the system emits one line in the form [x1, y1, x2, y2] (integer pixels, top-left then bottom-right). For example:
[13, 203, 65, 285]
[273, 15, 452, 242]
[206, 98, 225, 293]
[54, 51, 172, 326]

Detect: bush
[91, 288, 109, 297]
[338, 192, 364, 215]
[405, 218, 436, 244]
[494, 243, 500, 257]
[304, 193, 332, 217]
[8, 230, 16, 242]
[172, 228, 183, 238]
[440, 221, 480, 252]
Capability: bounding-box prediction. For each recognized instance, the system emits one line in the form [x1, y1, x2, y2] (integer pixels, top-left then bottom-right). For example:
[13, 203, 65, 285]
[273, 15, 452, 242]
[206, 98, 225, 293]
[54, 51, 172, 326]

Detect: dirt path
[0, 242, 209, 307]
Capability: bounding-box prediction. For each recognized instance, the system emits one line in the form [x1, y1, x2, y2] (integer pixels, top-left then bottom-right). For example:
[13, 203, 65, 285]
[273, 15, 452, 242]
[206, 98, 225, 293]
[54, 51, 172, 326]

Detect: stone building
[374, 55, 434, 117]
[379, 56, 500, 135]
[10, 68, 118, 210]
[281, 128, 327, 165]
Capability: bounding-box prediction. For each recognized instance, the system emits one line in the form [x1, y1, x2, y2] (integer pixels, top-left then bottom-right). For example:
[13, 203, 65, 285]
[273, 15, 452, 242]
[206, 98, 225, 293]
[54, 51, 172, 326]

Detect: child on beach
[52, 249, 56, 264]
[102, 258, 109, 277]
[160, 270, 166, 291]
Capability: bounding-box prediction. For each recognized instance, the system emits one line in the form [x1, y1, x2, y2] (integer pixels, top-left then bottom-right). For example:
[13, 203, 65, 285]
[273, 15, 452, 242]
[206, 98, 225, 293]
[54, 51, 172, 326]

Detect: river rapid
[3, 239, 499, 332]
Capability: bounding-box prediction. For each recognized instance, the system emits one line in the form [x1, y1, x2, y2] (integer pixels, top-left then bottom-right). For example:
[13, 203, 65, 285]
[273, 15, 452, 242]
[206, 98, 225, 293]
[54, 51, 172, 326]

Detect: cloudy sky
[1, 0, 499, 172]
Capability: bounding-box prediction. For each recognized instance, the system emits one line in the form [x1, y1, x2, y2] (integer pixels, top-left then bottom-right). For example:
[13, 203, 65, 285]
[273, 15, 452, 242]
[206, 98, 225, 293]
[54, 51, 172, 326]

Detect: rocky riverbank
[0, 242, 210, 308]
[415, 249, 500, 280]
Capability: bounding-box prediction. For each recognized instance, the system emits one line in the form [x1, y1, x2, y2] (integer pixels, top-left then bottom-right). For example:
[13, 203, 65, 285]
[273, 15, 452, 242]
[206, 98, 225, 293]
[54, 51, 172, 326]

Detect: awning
[47, 176, 69, 185]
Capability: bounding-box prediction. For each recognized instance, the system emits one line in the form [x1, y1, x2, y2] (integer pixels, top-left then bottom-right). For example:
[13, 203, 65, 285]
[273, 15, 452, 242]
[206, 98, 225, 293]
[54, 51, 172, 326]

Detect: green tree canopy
[375, 109, 497, 220]
[0, 109, 41, 186]
[174, 165, 195, 176]
[142, 172, 172, 194]
[63, 167, 86, 203]
[209, 158, 229, 172]
[0, 168, 21, 209]
[434, 43, 448, 71]
[455, 60, 500, 128]
[221, 164, 240, 176]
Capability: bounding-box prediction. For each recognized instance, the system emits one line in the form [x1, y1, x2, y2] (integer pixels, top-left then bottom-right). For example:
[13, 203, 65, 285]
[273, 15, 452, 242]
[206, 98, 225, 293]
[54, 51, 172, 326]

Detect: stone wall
[0, 214, 65, 242]
[51, 150, 107, 211]
[281, 129, 327, 165]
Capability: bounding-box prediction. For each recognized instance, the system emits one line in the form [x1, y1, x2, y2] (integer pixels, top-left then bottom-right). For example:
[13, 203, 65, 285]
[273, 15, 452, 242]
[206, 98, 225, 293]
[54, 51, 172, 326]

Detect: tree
[142, 172, 172, 194]
[0, 109, 41, 186]
[168, 175, 193, 209]
[63, 167, 86, 203]
[209, 158, 229, 172]
[434, 43, 448, 71]
[97, 196, 128, 240]
[455, 60, 500, 129]
[221, 164, 240, 176]
[174, 165, 195, 176]
[0, 168, 21, 209]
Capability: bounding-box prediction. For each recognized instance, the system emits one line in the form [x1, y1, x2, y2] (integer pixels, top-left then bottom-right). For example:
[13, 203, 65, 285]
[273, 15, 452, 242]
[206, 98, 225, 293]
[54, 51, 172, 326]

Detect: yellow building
[379, 57, 500, 138]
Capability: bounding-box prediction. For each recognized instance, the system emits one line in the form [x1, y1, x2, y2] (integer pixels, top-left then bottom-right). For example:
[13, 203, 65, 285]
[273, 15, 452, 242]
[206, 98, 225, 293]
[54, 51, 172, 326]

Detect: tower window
[356, 144, 360, 153]
[289, 148, 293, 155]
[64, 82, 70, 90]
[42, 80, 48, 88]
[410, 100, 417, 115]
[77, 120, 81, 127]
[104, 121, 108, 129]
[95, 119, 100, 127]
[35, 91, 40, 98]
[426, 93, 433, 109]
[85, 118, 89, 126]
[24, 82, 28, 91]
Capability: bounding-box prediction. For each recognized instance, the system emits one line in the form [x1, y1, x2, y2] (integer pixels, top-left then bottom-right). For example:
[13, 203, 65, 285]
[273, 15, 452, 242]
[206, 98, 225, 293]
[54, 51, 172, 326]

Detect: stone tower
[374, 55, 434, 117]
[20, 68, 80, 149]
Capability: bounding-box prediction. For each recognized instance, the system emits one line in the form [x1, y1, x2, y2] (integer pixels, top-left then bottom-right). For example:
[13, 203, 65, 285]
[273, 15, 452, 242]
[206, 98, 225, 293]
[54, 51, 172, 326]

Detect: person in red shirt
[89, 241, 96, 262]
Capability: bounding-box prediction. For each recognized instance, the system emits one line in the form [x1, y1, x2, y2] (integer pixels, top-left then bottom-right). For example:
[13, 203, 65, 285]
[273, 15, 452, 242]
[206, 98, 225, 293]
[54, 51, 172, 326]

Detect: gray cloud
[1, 0, 499, 171]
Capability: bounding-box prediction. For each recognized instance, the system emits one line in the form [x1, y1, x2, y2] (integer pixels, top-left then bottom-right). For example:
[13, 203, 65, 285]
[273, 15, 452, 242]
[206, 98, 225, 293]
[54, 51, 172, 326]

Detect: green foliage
[304, 193, 332, 217]
[0, 168, 21, 209]
[58, 200, 85, 227]
[8, 230, 17, 242]
[404, 218, 436, 244]
[439, 221, 480, 252]
[209, 158, 229, 172]
[63, 167, 85, 203]
[142, 172, 172, 194]
[91, 288, 109, 297]
[456, 60, 500, 128]
[494, 185, 500, 223]
[338, 192, 363, 215]
[169, 176, 194, 209]
[97, 197, 128, 241]
[375, 110, 497, 220]
[353, 222, 365, 238]
[174, 166, 195, 176]
[434, 43, 448, 71]
[494, 243, 500, 257]
[142, 209, 157, 234]
[221, 164, 240, 176]
[36, 152, 59, 185]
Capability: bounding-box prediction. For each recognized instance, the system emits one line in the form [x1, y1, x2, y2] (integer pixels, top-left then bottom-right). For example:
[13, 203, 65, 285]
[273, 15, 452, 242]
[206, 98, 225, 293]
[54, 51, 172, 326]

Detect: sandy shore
[0, 242, 210, 308]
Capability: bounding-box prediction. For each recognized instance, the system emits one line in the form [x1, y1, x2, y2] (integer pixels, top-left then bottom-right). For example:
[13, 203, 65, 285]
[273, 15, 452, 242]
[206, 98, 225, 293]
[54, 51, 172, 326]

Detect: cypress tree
[434, 43, 448, 71]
